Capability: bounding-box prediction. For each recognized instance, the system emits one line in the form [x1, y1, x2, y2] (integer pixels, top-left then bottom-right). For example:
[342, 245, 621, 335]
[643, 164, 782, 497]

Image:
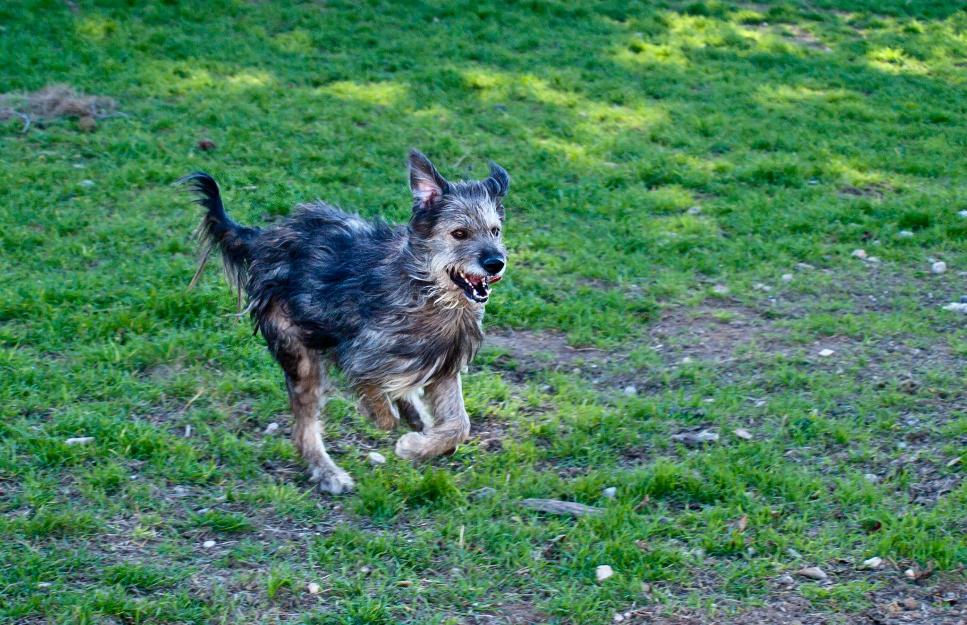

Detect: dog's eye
[491, 227, 501, 237]
[451, 229, 468, 240]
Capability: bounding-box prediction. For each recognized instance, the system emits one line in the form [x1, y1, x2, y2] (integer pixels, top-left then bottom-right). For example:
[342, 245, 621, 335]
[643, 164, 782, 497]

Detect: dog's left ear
[483, 162, 510, 199]
[409, 149, 450, 209]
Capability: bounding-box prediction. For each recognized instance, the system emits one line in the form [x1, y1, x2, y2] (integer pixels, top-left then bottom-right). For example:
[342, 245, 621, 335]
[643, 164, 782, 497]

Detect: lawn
[1, 0, 966, 623]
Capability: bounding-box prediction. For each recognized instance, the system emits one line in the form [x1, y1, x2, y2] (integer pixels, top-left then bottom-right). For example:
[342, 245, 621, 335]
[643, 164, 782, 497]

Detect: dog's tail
[179, 172, 259, 307]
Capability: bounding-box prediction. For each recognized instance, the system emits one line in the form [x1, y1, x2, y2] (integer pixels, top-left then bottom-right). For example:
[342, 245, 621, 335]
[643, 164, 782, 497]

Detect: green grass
[2, 0, 966, 623]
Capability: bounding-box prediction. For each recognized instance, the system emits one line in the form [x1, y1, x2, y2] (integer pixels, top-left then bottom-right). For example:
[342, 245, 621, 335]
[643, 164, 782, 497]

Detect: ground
[1, 1, 965, 623]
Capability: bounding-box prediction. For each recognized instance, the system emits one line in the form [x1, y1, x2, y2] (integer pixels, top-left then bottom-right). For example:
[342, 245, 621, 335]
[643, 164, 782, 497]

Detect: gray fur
[183, 150, 510, 493]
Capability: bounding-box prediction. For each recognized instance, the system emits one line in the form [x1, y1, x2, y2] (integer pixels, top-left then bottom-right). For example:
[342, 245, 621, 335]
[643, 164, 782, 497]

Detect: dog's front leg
[394, 374, 470, 461]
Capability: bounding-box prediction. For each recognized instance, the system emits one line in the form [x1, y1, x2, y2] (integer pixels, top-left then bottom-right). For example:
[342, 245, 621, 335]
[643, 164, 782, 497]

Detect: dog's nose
[481, 256, 505, 275]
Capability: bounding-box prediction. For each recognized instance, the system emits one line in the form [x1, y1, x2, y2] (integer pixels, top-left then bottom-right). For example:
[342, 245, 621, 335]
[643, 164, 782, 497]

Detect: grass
[1, 0, 966, 623]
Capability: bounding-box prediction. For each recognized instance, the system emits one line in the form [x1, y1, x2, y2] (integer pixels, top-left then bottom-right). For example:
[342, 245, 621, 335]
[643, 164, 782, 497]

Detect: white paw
[308, 465, 355, 495]
[394, 432, 428, 461]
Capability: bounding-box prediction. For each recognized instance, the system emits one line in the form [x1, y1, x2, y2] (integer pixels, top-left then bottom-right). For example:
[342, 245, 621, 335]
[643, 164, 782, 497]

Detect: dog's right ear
[409, 149, 449, 209]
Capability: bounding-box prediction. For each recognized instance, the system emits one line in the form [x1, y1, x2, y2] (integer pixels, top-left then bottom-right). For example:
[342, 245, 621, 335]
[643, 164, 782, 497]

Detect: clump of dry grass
[0, 84, 118, 132]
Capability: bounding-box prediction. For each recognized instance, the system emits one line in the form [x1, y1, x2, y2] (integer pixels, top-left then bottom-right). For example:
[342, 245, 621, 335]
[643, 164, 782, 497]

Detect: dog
[181, 150, 509, 494]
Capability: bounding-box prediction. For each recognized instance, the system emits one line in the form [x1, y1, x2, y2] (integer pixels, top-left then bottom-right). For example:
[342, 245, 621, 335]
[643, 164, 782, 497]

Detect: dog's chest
[344, 304, 483, 394]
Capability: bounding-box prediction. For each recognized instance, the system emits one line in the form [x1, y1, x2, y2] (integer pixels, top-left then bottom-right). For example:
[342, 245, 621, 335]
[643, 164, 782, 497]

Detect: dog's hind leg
[357, 385, 399, 431]
[263, 307, 354, 494]
[397, 390, 433, 432]
[394, 375, 470, 461]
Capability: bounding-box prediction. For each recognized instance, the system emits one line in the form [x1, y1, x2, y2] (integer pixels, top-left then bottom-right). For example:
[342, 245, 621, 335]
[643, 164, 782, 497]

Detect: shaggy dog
[182, 151, 509, 493]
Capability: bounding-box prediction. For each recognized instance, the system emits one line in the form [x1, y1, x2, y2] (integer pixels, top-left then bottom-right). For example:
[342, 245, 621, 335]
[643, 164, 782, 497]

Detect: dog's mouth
[449, 269, 501, 303]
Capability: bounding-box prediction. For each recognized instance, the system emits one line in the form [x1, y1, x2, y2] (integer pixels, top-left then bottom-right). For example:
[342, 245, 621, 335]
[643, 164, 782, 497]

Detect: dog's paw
[308, 464, 355, 495]
[394, 432, 429, 461]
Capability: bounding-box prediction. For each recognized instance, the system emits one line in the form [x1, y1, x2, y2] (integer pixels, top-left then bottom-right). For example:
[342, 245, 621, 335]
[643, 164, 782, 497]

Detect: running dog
[181, 150, 509, 493]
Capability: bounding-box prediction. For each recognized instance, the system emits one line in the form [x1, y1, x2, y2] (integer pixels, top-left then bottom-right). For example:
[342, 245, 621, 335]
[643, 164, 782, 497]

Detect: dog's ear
[483, 161, 510, 198]
[409, 149, 449, 209]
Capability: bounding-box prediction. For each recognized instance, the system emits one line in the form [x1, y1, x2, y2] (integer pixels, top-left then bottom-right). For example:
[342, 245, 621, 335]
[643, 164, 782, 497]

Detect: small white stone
[712, 284, 730, 295]
[307, 582, 321, 594]
[263, 422, 280, 435]
[681, 357, 693, 364]
[613, 614, 625, 623]
[942, 302, 967, 313]
[818, 348, 835, 357]
[622, 385, 637, 397]
[733, 428, 753, 440]
[367, 451, 386, 465]
[796, 566, 827, 580]
[79, 179, 95, 188]
[781, 273, 793, 283]
[866, 256, 880, 264]
[602, 487, 617, 499]
[861, 556, 883, 569]
[932, 261, 947, 274]
[37, 582, 53, 589]
[851, 249, 867, 260]
[64, 436, 94, 446]
[202, 540, 216, 548]
[687, 206, 702, 215]
[777, 574, 796, 586]
[596, 565, 614, 582]
[897, 230, 914, 238]
[864, 473, 880, 483]
[753, 282, 772, 292]
[959, 210, 967, 218]
[795, 263, 815, 271]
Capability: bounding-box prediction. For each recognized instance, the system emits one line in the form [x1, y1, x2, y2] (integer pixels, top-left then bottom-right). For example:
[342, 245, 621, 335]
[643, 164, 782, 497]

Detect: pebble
[777, 574, 796, 587]
[851, 249, 867, 260]
[307, 582, 321, 594]
[901, 597, 919, 610]
[932, 261, 947, 274]
[712, 284, 730, 295]
[264, 422, 280, 435]
[367, 451, 386, 465]
[79, 179, 95, 188]
[897, 230, 914, 238]
[795, 262, 815, 271]
[733, 428, 753, 440]
[864, 473, 880, 484]
[471, 487, 497, 500]
[622, 385, 637, 397]
[596, 565, 614, 582]
[202, 540, 216, 548]
[64, 436, 94, 446]
[687, 206, 702, 215]
[781, 273, 793, 283]
[37, 582, 52, 589]
[862, 556, 883, 569]
[796, 566, 828, 580]
[818, 348, 835, 357]
[942, 302, 967, 313]
[602, 487, 617, 499]
[959, 210, 967, 218]
[866, 256, 880, 264]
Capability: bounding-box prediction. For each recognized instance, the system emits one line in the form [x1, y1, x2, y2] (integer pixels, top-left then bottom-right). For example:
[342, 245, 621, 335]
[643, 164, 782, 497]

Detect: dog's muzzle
[449, 268, 501, 303]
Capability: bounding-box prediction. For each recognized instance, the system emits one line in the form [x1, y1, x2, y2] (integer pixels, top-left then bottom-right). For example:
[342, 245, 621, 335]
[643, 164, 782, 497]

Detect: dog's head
[408, 150, 509, 305]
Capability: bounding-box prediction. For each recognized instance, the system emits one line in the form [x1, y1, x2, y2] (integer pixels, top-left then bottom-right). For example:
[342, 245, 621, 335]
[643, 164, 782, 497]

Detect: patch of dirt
[485, 329, 602, 374]
[465, 601, 549, 624]
[647, 302, 778, 365]
[784, 25, 833, 52]
[616, 574, 966, 625]
[839, 184, 892, 200]
[0, 84, 118, 132]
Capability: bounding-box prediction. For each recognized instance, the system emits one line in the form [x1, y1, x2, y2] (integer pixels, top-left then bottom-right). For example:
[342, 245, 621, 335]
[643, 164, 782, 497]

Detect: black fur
[182, 154, 508, 396]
